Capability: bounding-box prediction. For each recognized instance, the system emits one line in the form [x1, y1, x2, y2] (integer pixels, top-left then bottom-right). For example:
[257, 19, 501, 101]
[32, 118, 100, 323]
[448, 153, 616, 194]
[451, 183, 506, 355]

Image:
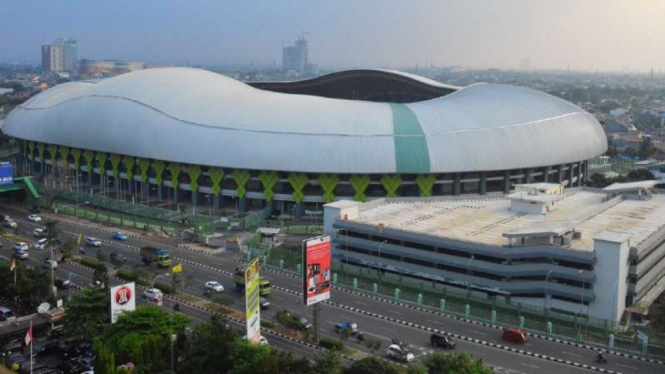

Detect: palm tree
[44, 220, 60, 247]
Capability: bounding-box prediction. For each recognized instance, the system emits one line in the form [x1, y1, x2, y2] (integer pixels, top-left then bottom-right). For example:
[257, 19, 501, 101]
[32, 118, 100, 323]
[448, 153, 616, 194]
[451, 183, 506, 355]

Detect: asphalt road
[2, 204, 664, 374]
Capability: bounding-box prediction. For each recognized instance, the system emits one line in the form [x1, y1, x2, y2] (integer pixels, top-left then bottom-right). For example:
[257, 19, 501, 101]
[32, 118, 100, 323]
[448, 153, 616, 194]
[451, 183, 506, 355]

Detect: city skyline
[1, 0, 664, 72]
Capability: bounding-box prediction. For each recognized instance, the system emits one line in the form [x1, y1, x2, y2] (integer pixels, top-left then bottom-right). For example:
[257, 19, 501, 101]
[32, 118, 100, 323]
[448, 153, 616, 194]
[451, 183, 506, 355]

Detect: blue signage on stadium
[0, 163, 14, 186]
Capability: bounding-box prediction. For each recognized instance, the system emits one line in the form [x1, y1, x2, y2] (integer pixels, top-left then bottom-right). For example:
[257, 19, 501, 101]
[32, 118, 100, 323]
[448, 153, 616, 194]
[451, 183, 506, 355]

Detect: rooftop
[347, 189, 665, 252]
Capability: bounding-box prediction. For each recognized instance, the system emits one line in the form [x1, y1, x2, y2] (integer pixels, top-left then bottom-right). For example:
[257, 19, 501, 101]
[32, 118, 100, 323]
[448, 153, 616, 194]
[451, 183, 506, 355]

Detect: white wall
[323, 201, 360, 236]
[590, 233, 631, 322]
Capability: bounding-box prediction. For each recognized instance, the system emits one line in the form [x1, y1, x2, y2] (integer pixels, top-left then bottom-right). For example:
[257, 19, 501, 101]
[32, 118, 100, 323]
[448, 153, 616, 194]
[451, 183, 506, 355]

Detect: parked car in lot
[13, 249, 29, 260]
[386, 344, 415, 363]
[13, 242, 28, 251]
[27, 214, 42, 222]
[430, 333, 456, 349]
[32, 238, 48, 250]
[42, 257, 58, 270]
[85, 237, 102, 247]
[142, 288, 163, 302]
[0, 338, 23, 354]
[111, 231, 128, 241]
[0, 306, 16, 321]
[335, 321, 359, 334]
[205, 281, 224, 293]
[33, 227, 48, 238]
[259, 297, 270, 309]
[502, 327, 528, 344]
[55, 279, 72, 289]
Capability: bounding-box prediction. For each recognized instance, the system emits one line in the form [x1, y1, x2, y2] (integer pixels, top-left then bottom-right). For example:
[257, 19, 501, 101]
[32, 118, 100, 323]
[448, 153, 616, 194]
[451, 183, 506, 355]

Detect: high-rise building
[41, 45, 64, 73]
[282, 36, 309, 74]
[54, 38, 78, 73]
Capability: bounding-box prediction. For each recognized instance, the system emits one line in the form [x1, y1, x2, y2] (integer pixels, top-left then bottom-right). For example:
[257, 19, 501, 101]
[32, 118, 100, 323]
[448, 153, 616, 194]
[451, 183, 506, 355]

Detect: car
[111, 231, 128, 241]
[32, 238, 48, 250]
[3, 220, 17, 228]
[386, 344, 415, 363]
[77, 357, 95, 370]
[502, 327, 528, 344]
[259, 297, 270, 309]
[13, 242, 28, 251]
[42, 257, 58, 270]
[0, 306, 16, 321]
[430, 333, 456, 349]
[34, 340, 60, 356]
[13, 249, 29, 260]
[27, 214, 42, 222]
[143, 288, 163, 302]
[283, 311, 312, 330]
[33, 227, 48, 238]
[85, 237, 102, 247]
[55, 279, 72, 289]
[110, 252, 126, 263]
[244, 335, 269, 346]
[1, 339, 23, 355]
[205, 281, 224, 293]
[335, 321, 359, 334]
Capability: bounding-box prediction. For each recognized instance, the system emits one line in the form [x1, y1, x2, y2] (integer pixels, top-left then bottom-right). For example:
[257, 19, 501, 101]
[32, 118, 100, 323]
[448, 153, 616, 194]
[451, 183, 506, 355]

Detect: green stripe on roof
[390, 103, 430, 173]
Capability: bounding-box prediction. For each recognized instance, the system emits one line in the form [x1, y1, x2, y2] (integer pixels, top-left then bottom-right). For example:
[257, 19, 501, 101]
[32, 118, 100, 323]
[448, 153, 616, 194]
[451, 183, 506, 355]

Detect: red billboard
[303, 236, 332, 305]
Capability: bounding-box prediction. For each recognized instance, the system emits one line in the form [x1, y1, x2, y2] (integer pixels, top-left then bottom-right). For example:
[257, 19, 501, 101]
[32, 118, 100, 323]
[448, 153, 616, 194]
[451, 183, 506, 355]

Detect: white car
[33, 227, 47, 237]
[85, 237, 102, 247]
[32, 238, 48, 250]
[205, 281, 224, 293]
[27, 214, 42, 222]
[386, 344, 415, 363]
[42, 257, 58, 270]
[143, 288, 163, 302]
[3, 220, 17, 228]
[244, 335, 269, 346]
[13, 242, 28, 251]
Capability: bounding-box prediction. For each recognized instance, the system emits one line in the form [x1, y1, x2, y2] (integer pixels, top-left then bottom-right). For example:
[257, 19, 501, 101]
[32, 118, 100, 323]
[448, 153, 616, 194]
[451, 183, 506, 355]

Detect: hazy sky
[1, 0, 664, 71]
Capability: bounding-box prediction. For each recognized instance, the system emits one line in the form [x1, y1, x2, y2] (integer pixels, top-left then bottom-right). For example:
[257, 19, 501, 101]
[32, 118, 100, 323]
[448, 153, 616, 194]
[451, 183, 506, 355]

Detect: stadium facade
[2, 68, 606, 214]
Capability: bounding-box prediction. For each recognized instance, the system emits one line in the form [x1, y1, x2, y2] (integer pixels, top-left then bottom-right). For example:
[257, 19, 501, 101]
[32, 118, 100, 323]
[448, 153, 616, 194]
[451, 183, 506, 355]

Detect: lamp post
[466, 254, 475, 299]
[152, 273, 171, 288]
[377, 240, 388, 278]
[544, 270, 553, 319]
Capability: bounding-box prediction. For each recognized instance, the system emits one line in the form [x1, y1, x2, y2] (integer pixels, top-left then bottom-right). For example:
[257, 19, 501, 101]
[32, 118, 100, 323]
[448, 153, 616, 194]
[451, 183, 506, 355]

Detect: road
[3, 204, 664, 374]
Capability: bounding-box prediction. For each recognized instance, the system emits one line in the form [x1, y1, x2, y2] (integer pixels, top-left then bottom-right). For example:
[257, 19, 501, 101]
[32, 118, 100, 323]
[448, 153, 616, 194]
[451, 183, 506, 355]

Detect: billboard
[245, 258, 261, 343]
[0, 162, 13, 186]
[303, 236, 332, 306]
[110, 282, 136, 323]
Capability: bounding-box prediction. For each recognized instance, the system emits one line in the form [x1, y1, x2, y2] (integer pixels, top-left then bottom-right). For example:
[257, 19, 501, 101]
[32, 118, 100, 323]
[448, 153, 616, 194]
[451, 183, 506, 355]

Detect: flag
[76, 234, 82, 245]
[25, 326, 32, 346]
[9, 259, 15, 271]
[172, 263, 183, 274]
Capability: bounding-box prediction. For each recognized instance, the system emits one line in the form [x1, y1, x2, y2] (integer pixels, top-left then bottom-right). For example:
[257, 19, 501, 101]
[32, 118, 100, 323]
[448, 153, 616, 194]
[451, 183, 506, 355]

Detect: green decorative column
[232, 169, 250, 213]
[153, 160, 166, 200]
[350, 174, 371, 202]
[109, 154, 122, 192]
[167, 162, 181, 202]
[36, 143, 46, 174]
[187, 165, 202, 209]
[288, 173, 308, 216]
[138, 158, 151, 200]
[83, 150, 94, 184]
[380, 174, 402, 197]
[209, 167, 225, 210]
[58, 146, 70, 171]
[416, 174, 436, 197]
[124, 156, 135, 193]
[27, 141, 35, 172]
[71, 149, 81, 172]
[46, 145, 57, 176]
[96, 153, 108, 188]
[319, 174, 339, 203]
[259, 171, 278, 214]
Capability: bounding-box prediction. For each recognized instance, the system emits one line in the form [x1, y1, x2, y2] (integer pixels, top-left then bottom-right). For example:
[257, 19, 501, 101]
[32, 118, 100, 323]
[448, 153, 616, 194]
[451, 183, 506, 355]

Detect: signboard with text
[245, 258, 261, 343]
[303, 236, 332, 306]
[110, 282, 136, 323]
[0, 162, 13, 186]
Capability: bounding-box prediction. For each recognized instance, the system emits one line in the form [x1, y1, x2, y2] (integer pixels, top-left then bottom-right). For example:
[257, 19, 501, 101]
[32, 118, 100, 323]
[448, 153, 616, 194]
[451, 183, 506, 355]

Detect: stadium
[2, 68, 606, 214]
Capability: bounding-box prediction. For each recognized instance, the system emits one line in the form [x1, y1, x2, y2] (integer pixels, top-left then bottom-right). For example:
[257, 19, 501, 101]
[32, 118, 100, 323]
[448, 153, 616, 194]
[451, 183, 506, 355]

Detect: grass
[54, 201, 180, 233]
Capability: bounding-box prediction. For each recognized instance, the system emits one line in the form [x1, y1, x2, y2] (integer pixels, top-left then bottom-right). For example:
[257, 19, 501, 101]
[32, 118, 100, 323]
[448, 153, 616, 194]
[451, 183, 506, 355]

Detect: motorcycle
[595, 354, 608, 364]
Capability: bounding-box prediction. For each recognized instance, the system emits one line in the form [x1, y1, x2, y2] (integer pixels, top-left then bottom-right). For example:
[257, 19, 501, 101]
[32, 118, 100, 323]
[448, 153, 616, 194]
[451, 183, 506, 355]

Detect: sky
[1, 0, 664, 72]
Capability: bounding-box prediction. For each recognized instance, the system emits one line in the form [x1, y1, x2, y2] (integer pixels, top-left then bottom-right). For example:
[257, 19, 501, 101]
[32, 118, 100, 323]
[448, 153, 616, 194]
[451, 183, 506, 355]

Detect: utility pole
[313, 302, 321, 343]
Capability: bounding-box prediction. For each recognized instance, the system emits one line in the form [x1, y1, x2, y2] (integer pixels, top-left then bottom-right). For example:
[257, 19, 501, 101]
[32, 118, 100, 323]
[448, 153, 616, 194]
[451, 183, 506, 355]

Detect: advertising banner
[245, 258, 261, 343]
[303, 235, 332, 306]
[110, 282, 136, 323]
[0, 162, 13, 186]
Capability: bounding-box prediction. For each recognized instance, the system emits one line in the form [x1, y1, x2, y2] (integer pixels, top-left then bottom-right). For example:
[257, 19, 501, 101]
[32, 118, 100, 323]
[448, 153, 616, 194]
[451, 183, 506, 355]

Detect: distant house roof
[604, 120, 629, 134]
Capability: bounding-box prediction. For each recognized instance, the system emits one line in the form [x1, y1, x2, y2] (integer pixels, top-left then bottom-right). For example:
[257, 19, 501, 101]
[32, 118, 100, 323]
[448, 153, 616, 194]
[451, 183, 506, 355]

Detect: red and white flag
[9, 259, 15, 271]
[25, 326, 32, 346]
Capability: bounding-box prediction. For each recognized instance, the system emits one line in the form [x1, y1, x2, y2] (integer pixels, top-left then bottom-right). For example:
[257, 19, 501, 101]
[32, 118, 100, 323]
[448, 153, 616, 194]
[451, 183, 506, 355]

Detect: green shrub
[116, 269, 137, 282]
[276, 312, 304, 331]
[319, 337, 344, 351]
[212, 296, 234, 306]
[79, 256, 101, 269]
[154, 282, 173, 294]
[262, 321, 275, 329]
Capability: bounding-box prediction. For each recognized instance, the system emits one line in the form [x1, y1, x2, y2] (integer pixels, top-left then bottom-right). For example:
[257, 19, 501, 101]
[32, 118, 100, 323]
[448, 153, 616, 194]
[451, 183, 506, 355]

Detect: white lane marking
[388, 310, 404, 315]
[426, 319, 444, 325]
[468, 329, 487, 336]
[380, 326, 396, 332]
[352, 300, 368, 306]
[520, 363, 541, 369]
[561, 351, 583, 358]
[615, 363, 638, 370]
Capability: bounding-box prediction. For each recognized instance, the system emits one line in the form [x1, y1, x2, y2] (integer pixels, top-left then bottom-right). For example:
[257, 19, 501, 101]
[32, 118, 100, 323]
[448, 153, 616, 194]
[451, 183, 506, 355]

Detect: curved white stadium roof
[3, 68, 606, 174]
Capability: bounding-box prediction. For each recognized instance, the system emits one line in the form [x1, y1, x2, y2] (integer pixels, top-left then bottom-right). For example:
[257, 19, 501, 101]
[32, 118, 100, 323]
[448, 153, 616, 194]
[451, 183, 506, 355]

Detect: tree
[96, 247, 108, 263]
[422, 352, 493, 374]
[44, 220, 60, 247]
[313, 350, 342, 374]
[653, 301, 665, 334]
[181, 316, 239, 374]
[364, 339, 382, 355]
[93, 263, 109, 289]
[0, 262, 51, 311]
[638, 137, 656, 159]
[63, 286, 110, 341]
[406, 363, 429, 374]
[627, 169, 655, 182]
[344, 357, 400, 374]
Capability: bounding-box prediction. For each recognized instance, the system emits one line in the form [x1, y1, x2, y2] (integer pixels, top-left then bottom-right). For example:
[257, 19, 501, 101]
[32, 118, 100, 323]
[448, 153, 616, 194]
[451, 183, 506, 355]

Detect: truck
[233, 266, 272, 296]
[140, 246, 172, 268]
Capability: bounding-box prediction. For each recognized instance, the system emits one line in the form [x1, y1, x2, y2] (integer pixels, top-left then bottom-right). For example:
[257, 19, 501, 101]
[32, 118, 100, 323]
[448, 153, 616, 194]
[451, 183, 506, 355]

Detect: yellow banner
[245, 258, 261, 343]
[172, 263, 183, 274]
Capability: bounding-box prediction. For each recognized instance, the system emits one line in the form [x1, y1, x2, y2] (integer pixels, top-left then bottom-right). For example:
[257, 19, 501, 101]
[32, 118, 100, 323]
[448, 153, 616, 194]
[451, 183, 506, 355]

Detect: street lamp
[544, 270, 553, 317]
[152, 273, 171, 288]
[377, 240, 388, 278]
[466, 254, 475, 298]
